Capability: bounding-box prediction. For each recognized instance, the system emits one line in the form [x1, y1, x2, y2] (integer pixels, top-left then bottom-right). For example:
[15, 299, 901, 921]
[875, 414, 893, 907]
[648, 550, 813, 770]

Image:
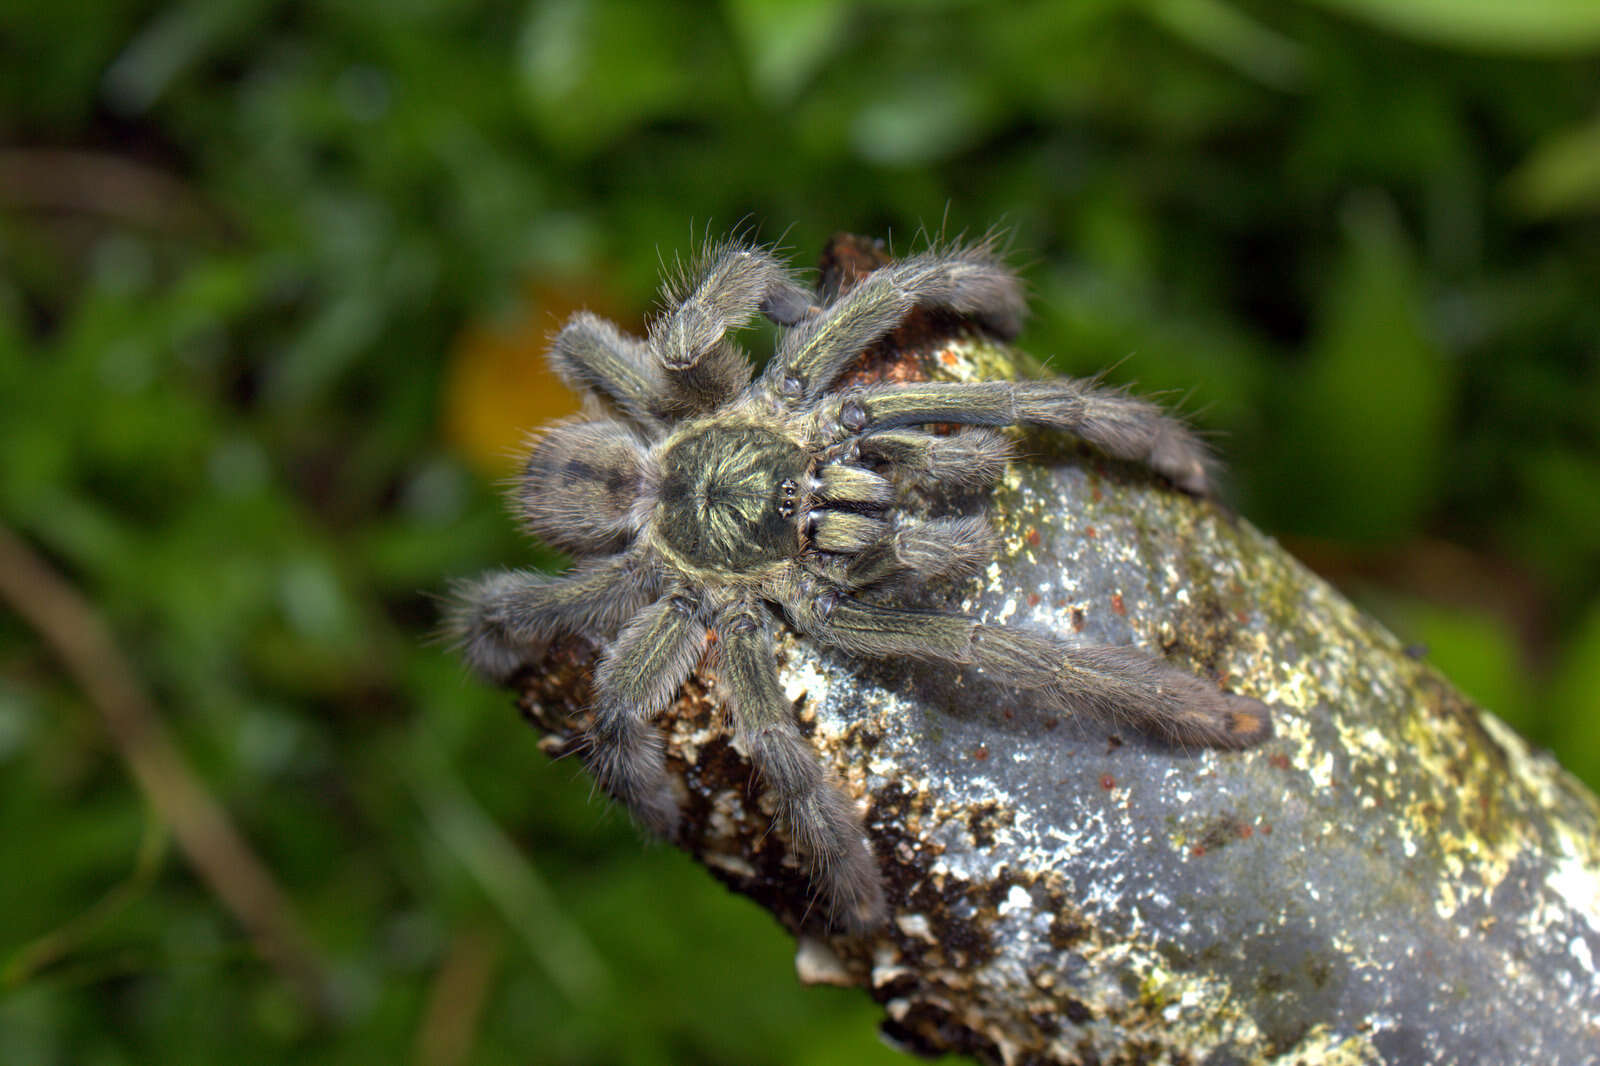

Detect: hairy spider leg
[768, 245, 1026, 404]
[838, 379, 1215, 496]
[716, 602, 887, 929]
[547, 241, 811, 424]
[853, 427, 1013, 491]
[788, 596, 1271, 749]
[586, 594, 708, 836]
[451, 554, 661, 683]
[651, 241, 813, 411]
[840, 517, 998, 590]
[548, 312, 667, 428]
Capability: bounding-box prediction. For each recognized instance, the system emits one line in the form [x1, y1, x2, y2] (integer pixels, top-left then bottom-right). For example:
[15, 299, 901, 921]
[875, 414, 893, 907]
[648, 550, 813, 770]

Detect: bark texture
[509, 237, 1600, 1066]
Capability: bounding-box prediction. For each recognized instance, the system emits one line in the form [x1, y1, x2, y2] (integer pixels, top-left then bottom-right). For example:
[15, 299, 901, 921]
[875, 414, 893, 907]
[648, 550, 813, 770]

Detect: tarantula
[451, 233, 1272, 930]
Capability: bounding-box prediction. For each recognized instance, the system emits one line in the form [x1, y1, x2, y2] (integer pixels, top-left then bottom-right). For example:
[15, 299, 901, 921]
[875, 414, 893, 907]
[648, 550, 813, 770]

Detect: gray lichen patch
[511, 326, 1600, 1065]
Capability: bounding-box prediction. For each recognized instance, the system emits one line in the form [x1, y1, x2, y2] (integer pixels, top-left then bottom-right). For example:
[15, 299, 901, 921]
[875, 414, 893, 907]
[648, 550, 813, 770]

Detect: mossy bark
[510, 237, 1600, 1066]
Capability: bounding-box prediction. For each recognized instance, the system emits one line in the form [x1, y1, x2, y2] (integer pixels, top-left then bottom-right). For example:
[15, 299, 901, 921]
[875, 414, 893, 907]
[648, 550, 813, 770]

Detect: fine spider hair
[450, 232, 1272, 930]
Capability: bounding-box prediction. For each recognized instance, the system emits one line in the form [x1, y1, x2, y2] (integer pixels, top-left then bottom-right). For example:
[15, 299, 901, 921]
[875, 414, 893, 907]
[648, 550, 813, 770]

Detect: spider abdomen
[519, 420, 648, 554]
[655, 423, 809, 571]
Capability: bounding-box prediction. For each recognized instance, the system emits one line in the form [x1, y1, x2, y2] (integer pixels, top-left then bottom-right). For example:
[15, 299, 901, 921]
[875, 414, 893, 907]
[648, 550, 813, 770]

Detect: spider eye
[776, 477, 800, 518]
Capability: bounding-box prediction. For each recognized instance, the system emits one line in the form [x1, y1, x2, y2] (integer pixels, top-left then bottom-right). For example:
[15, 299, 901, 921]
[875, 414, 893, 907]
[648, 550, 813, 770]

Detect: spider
[450, 232, 1272, 930]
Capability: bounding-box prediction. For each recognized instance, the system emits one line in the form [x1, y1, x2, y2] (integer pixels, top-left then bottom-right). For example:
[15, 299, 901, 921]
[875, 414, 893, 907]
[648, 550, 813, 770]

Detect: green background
[2, 1, 1598, 1063]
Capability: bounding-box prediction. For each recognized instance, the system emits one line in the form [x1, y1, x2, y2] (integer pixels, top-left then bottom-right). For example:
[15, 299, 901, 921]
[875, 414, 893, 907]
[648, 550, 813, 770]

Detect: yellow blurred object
[442, 281, 631, 476]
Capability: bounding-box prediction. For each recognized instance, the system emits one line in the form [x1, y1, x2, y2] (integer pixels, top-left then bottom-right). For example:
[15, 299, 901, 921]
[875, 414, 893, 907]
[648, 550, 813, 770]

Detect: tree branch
[507, 236, 1600, 1065]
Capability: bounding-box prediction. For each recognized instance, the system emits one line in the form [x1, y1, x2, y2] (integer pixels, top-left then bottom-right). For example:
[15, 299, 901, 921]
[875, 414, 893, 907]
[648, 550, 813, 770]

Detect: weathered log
[508, 236, 1600, 1065]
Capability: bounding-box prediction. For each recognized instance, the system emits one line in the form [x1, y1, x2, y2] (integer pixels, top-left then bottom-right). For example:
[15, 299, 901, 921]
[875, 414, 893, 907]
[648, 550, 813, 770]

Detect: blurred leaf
[1548, 600, 1600, 790]
[266, 289, 387, 408]
[407, 735, 611, 1004]
[1268, 194, 1452, 541]
[517, 0, 736, 153]
[1301, 0, 1600, 53]
[1508, 116, 1600, 217]
[1509, 447, 1600, 589]
[850, 73, 997, 166]
[0, 0, 146, 131]
[1387, 598, 1535, 732]
[276, 554, 357, 644]
[1145, 0, 1307, 90]
[724, 0, 852, 103]
[3, 818, 167, 991]
[103, 0, 276, 113]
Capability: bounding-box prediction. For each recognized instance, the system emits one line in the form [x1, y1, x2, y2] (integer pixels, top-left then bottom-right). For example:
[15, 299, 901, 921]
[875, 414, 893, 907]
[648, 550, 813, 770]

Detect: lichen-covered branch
[508, 237, 1600, 1066]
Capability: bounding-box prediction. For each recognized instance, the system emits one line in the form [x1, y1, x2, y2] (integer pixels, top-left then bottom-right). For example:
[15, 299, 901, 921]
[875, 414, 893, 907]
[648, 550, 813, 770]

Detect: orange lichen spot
[1237, 824, 1254, 839]
[940, 350, 960, 367]
[1191, 845, 1207, 857]
[1269, 753, 1292, 771]
[1099, 773, 1115, 791]
[1025, 527, 1041, 547]
[973, 745, 990, 761]
[443, 279, 631, 475]
[1026, 592, 1041, 607]
[1111, 593, 1126, 616]
[1083, 526, 1097, 539]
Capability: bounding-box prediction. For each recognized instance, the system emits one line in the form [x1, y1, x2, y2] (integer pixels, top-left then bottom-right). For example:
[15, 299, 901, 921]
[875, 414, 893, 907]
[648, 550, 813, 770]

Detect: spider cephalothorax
[451, 233, 1272, 929]
[653, 420, 810, 572]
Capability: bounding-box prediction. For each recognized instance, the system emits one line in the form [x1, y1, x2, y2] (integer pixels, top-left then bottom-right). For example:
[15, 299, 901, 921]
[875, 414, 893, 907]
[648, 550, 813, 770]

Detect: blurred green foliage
[1, 0, 1597, 1063]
